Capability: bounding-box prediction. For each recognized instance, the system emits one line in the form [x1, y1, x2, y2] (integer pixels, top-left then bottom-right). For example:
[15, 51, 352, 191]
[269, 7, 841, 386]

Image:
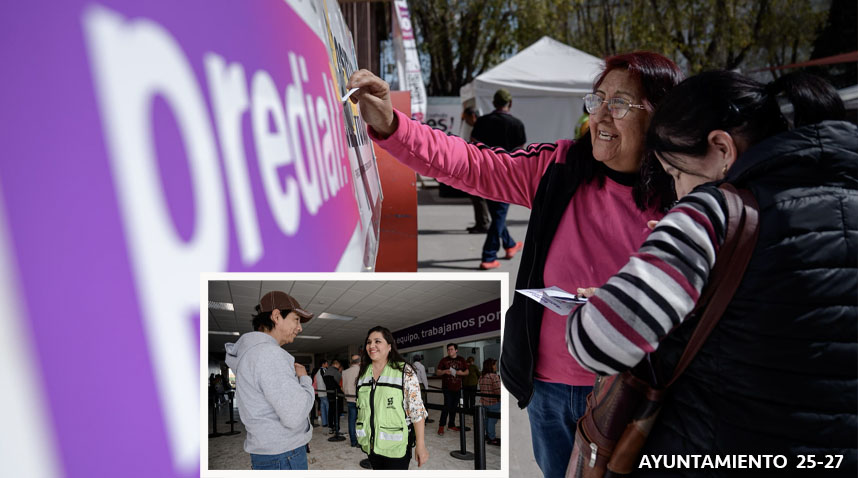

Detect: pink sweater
[371, 110, 663, 386]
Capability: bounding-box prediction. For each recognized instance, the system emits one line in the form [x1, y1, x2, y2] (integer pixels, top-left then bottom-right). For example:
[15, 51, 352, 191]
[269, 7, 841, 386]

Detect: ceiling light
[209, 331, 240, 336]
[208, 301, 235, 311]
[295, 335, 322, 340]
[317, 312, 355, 321]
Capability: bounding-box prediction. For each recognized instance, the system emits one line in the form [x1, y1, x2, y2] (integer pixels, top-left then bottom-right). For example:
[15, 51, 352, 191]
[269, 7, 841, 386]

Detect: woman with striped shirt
[567, 71, 857, 474]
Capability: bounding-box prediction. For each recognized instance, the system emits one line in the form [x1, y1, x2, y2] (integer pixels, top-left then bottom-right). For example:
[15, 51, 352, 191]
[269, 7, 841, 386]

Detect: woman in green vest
[354, 326, 429, 469]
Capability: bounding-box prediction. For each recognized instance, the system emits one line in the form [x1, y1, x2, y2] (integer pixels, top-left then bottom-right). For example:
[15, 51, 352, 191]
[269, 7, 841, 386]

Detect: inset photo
[201, 273, 508, 477]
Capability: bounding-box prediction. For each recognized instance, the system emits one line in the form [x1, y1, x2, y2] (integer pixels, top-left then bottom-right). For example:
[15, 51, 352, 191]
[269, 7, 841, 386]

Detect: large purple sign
[0, 1, 371, 476]
[393, 299, 501, 349]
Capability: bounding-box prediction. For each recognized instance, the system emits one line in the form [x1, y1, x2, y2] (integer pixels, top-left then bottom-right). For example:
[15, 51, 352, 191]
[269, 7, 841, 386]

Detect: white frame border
[200, 271, 510, 478]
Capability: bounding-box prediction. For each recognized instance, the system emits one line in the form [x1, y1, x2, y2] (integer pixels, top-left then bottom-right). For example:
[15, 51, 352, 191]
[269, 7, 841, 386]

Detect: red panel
[374, 91, 417, 271]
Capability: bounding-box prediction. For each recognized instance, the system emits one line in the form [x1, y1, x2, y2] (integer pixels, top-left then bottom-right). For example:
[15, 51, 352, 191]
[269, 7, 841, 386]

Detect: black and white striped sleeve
[566, 188, 728, 375]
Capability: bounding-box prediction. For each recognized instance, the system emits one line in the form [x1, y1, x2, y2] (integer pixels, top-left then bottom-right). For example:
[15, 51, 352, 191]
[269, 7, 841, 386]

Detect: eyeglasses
[582, 93, 646, 119]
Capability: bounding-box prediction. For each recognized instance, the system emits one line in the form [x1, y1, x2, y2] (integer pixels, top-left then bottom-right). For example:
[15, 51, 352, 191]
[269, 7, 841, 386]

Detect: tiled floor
[207, 401, 501, 471]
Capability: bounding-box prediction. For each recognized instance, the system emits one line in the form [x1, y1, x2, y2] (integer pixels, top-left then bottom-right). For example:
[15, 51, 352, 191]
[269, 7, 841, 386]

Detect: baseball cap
[259, 291, 314, 322]
[493, 88, 512, 105]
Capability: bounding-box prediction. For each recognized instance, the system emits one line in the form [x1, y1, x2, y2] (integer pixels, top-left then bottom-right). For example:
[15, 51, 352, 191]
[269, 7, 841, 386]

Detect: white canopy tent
[460, 37, 603, 145]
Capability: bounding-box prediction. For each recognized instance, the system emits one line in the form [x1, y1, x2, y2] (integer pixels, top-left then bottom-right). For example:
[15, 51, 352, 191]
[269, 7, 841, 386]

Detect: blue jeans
[527, 380, 593, 478]
[484, 403, 500, 440]
[481, 200, 516, 262]
[319, 396, 329, 427]
[250, 446, 308, 470]
[347, 402, 358, 446]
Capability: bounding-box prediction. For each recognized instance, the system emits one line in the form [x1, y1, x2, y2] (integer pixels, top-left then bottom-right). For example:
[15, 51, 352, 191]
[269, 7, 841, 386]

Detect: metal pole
[473, 405, 486, 470]
[328, 391, 346, 442]
[208, 388, 223, 438]
[450, 389, 474, 460]
[222, 391, 240, 436]
[225, 389, 238, 424]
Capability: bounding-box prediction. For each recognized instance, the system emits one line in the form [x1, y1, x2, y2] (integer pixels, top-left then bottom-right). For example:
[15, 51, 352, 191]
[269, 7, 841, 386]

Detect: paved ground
[416, 182, 542, 477]
[207, 391, 500, 471]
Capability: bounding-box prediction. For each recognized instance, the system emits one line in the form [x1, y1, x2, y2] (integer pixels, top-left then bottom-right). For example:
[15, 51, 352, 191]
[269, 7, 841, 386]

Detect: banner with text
[0, 1, 378, 476]
[391, 0, 427, 121]
[393, 299, 501, 350]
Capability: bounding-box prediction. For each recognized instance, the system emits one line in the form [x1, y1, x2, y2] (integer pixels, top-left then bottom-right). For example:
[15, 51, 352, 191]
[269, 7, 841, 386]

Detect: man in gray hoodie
[225, 291, 315, 470]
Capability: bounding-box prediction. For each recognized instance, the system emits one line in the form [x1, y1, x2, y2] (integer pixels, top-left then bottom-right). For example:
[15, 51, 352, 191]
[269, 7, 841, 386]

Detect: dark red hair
[594, 51, 684, 110]
[561, 51, 682, 212]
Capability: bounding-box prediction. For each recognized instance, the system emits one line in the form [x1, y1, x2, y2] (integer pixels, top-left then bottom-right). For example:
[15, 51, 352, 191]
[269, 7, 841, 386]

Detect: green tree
[408, 0, 518, 96]
[406, 0, 834, 94]
[562, 0, 830, 74]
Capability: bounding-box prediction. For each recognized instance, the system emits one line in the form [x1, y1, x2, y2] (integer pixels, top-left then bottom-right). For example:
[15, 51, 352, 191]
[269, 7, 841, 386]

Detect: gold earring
[722, 164, 728, 175]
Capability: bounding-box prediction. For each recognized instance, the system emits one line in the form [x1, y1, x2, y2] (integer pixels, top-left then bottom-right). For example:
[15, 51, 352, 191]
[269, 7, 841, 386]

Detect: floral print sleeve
[403, 364, 428, 424]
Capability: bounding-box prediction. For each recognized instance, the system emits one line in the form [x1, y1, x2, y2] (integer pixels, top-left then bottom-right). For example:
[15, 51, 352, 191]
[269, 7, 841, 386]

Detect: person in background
[356, 326, 429, 469]
[469, 88, 526, 270]
[434, 343, 468, 435]
[328, 359, 345, 425]
[328, 359, 343, 384]
[341, 354, 362, 447]
[313, 359, 329, 429]
[224, 291, 315, 470]
[567, 70, 857, 475]
[213, 373, 225, 405]
[411, 354, 434, 423]
[463, 356, 480, 413]
[478, 358, 501, 446]
[347, 51, 681, 477]
[461, 106, 490, 234]
[323, 364, 344, 436]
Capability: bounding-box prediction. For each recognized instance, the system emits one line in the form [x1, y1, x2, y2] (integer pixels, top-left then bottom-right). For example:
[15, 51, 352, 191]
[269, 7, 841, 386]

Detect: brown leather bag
[566, 184, 760, 478]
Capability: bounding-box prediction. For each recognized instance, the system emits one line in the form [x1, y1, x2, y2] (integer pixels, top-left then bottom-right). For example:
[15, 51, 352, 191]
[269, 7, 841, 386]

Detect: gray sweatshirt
[225, 332, 314, 455]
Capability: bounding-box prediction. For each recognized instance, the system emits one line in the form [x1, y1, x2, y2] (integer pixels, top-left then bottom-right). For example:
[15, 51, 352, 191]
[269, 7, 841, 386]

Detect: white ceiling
[207, 280, 501, 356]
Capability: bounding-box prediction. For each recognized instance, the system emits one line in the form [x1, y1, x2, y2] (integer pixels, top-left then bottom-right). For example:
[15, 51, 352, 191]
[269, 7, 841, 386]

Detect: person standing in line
[463, 356, 480, 413]
[462, 106, 490, 234]
[469, 88, 526, 270]
[479, 358, 501, 446]
[435, 343, 468, 435]
[341, 354, 362, 447]
[323, 360, 346, 436]
[328, 359, 345, 429]
[224, 291, 315, 470]
[328, 359, 343, 385]
[411, 354, 434, 423]
[313, 359, 329, 429]
[355, 326, 429, 469]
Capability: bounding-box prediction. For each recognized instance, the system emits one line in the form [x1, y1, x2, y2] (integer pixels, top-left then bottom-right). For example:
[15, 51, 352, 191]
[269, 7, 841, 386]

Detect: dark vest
[639, 121, 858, 476]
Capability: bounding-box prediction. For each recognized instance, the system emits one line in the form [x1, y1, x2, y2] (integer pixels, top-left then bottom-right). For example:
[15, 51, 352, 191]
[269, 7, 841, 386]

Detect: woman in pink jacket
[348, 52, 681, 477]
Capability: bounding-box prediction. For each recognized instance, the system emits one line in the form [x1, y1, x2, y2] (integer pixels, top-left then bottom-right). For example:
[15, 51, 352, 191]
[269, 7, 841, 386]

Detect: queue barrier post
[328, 391, 346, 442]
[474, 404, 486, 470]
[450, 389, 474, 460]
[221, 391, 240, 436]
[208, 387, 223, 438]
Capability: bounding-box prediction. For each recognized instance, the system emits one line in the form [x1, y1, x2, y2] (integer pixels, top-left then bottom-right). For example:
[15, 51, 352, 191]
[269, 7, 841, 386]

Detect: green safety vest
[355, 362, 408, 458]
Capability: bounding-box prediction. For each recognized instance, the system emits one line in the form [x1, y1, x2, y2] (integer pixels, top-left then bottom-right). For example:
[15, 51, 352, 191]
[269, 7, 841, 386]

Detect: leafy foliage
[406, 0, 837, 95]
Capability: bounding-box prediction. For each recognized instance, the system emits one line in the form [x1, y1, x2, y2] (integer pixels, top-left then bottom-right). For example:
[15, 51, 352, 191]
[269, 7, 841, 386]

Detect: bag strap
[666, 183, 760, 387]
